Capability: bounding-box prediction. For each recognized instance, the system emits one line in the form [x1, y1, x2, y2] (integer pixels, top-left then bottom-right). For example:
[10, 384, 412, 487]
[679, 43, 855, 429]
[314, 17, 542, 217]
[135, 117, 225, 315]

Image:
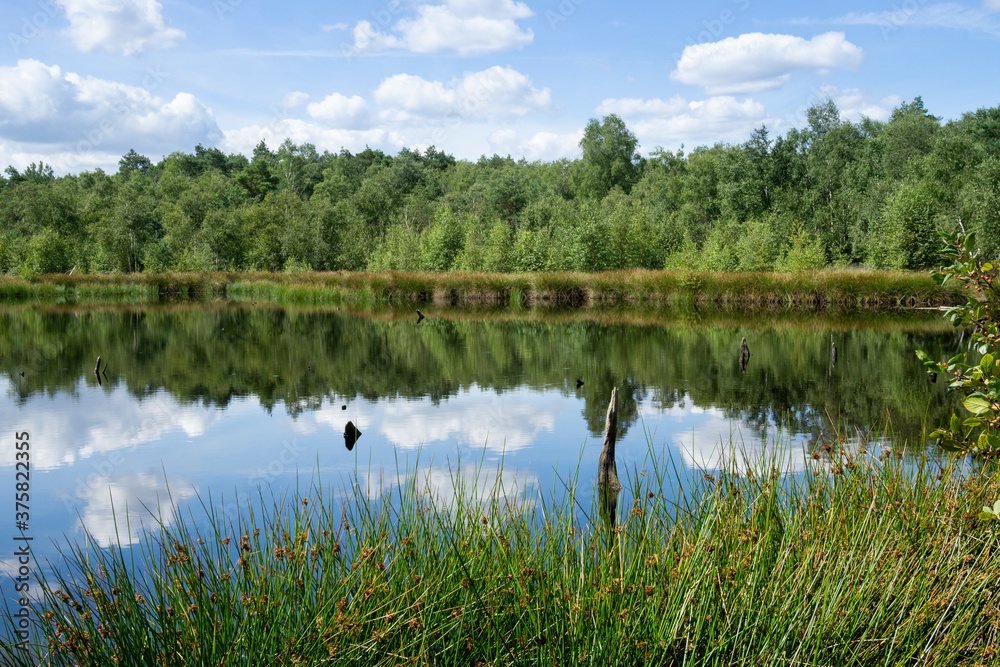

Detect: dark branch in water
[598, 387, 620, 542]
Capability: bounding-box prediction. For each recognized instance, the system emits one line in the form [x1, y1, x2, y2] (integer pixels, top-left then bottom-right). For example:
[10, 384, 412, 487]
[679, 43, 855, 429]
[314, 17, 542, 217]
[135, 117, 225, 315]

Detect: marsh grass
[0, 269, 960, 309]
[6, 432, 1000, 666]
[0, 273, 229, 302]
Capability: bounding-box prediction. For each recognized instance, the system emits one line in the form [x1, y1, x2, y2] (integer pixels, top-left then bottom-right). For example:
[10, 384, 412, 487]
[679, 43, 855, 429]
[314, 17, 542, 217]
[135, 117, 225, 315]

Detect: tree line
[2, 97, 998, 277]
[0, 305, 957, 445]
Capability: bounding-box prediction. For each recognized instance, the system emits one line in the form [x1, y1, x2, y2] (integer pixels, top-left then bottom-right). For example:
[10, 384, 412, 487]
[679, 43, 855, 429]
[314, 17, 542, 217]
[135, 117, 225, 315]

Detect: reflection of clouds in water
[360, 463, 537, 513]
[314, 405, 367, 436]
[0, 379, 221, 471]
[643, 399, 813, 473]
[379, 390, 558, 452]
[76, 473, 197, 548]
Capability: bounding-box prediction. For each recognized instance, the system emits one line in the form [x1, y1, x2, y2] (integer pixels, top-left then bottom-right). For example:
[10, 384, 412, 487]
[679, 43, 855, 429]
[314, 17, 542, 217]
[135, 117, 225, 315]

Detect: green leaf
[963, 396, 993, 416]
[950, 413, 962, 435]
[979, 432, 993, 449]
[982, 353, 996, 372]
[993, 499, 1000, 515]
[983, 262, 994, 272]
[963, 417, 983, 428]
[980, 510, 997, 521]
[936, 437, 965, 453]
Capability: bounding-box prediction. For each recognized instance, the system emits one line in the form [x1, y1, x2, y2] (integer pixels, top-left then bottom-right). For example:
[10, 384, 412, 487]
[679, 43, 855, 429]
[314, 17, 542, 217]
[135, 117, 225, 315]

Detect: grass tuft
[0, 269, 962, 310]
[6, 430, 1000, 666]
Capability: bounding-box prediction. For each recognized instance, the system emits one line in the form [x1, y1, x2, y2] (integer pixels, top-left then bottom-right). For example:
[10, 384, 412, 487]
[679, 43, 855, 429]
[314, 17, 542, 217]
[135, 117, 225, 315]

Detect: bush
[421, 206, 464, 271]
[775, 222, 827, 272]
[23, 227, 72, 275]
[917, 230, 1000, 455]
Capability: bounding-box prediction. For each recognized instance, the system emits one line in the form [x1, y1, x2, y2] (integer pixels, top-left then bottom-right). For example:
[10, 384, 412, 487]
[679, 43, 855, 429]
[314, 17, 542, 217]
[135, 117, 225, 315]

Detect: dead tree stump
[598, 387, 621, 538]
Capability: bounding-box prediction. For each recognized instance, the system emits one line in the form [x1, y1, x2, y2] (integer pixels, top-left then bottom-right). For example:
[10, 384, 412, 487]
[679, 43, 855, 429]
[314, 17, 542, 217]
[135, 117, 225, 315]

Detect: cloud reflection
[75, 473, 197, 548]
[642, 400, 816, 473]
[0, 379, 221, 471]
[360, 462, 538, 514]
[377, 389, 559, 452]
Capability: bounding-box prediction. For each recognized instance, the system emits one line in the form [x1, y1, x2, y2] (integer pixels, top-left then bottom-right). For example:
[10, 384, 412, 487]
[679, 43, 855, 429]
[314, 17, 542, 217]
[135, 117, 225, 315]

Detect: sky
[0, 0, 998, 175]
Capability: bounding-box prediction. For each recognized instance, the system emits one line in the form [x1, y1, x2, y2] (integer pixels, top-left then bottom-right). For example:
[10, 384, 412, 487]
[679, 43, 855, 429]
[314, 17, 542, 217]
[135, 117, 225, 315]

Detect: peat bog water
[0, 301, 964, 608]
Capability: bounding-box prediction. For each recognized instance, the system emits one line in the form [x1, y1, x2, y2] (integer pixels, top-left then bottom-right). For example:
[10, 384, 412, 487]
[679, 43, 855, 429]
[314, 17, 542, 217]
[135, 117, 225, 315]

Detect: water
[0, 302, 963, 611]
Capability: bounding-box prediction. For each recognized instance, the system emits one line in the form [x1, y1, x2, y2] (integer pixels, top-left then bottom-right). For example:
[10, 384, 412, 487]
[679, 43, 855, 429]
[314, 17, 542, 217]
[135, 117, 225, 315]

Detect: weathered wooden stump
[598, 387, 621, 544]
[739, 337, 750, 373]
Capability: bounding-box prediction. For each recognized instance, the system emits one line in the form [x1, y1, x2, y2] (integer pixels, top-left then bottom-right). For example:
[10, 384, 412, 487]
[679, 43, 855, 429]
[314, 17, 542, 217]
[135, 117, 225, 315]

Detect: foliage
[577, 113, 644, 198]
[917, 230, 1000, 455]
[8, 439, 999, 666]
[775, 222, 827, 272]
[23, 227, 72, 276]
[2, 100, 999, 276]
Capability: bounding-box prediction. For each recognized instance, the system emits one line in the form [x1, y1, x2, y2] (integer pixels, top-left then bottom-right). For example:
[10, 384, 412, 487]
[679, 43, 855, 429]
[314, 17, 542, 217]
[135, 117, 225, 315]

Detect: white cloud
[459, 127, 583, 161]
[0, 60, 220, 170]
[352, 20, 404, 51]
[597, 95, 775, 149]
[671, 32, 863, 94]
[487, 128, 518, 152]
[351, 0, 533, 56]
[374, 66, 550, 123]
[219, 118, 404, 158]
[519, 130, 584, 161]
[596, 96, 690, 117]
[308, 93, 370, 128]
[279, 91, 311, 109]
[813, 85, 902, 123]
[58, 0, 184, 55]
[829, 3, 1000, 35]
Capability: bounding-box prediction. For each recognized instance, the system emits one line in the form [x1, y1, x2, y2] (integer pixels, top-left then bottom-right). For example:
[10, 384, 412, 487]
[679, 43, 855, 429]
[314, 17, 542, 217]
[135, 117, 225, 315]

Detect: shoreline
[0, 268, 962, 309]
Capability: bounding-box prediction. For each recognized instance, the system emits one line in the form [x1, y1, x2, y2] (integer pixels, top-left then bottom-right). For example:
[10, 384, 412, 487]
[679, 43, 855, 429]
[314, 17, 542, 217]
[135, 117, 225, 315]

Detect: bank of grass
[0, 269, 961, 309]
[0, 273, 230, 302]
[8, 433, 1000, 666]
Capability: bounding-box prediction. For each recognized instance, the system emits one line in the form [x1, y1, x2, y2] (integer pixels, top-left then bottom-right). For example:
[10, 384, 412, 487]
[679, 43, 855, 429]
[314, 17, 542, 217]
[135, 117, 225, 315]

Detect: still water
[0, 302, 962, 606]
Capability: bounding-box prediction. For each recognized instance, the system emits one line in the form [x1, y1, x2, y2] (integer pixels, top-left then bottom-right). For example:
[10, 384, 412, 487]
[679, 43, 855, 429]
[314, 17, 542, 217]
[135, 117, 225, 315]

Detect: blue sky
[1, 0, 998, 174]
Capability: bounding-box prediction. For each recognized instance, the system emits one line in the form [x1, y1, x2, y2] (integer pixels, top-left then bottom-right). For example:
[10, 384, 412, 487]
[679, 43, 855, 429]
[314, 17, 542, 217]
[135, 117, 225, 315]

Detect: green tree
[421, 206, 464, 272]
[577, 114, 644, 198]
[90, 183, 161, 272]
[118, 149, 151, 178]
[870, 177, 939, 269]
[237, 143, 279, 202]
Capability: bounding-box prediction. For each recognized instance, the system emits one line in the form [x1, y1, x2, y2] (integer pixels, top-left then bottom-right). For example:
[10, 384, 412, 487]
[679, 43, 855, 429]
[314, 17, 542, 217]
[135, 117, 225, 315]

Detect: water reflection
[360, 464, 537, 511]
[379, 389, 561, 452]
[76, 473, 197, 549]
[668, 404, 831, 473]
[0, 379, 221, 473]
[0, 302, 965, 608]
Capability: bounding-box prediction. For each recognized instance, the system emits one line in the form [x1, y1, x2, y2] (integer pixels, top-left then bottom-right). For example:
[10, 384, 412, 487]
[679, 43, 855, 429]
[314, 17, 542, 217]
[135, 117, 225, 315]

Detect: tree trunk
[598, 387, 621, 538]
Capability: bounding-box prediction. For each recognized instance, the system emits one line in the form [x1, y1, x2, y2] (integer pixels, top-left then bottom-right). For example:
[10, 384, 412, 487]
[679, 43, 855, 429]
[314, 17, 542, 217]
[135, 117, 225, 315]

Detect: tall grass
[6, 432, 999, 666]
[0, 269, 961, 309]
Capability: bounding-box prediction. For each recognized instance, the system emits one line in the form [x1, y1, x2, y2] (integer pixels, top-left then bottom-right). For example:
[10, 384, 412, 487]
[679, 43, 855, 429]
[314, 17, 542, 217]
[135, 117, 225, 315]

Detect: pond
[0, 301, 963, 610]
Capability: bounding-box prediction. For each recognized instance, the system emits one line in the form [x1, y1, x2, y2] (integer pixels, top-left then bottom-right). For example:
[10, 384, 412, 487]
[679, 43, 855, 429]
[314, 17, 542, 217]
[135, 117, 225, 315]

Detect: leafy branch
[916, 230, 1000, 455]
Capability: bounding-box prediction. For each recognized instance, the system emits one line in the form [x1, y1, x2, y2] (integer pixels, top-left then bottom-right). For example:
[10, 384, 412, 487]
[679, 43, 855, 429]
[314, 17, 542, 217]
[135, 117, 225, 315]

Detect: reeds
[7, 431, 1000, 666]
[0, 269, 961, 309]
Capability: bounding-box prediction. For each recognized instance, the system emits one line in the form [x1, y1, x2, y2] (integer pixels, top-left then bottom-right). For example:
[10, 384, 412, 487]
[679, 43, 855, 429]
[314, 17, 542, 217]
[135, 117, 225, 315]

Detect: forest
[2, 97, 998, 277]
